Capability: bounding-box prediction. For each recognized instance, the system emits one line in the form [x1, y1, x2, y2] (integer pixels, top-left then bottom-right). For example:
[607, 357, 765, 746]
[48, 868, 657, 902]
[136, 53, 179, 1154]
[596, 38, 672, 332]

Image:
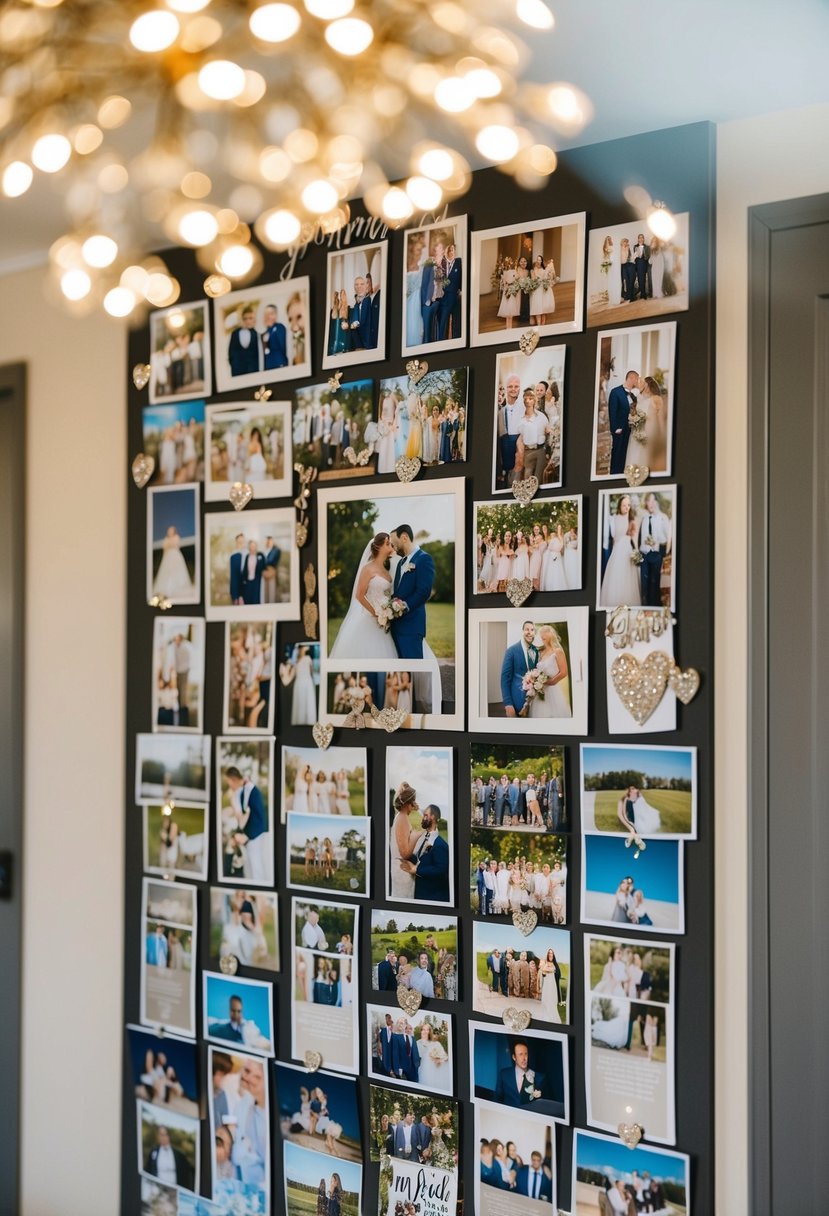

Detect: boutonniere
[401, 561, 416, 574]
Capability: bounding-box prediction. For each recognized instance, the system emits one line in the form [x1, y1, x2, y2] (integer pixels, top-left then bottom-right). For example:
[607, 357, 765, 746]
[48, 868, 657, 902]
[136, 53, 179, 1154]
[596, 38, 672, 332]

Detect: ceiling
[1, 0, 827, 272]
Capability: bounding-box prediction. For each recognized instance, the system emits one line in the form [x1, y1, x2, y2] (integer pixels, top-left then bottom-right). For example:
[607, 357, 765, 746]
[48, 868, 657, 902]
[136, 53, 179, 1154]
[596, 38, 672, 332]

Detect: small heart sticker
[229, 481, 253, 511]
[395, 456, 421, 483]
[625, 463, 650, 487]
[506, 577, 533, 608]
[132, 363, 152, 390]
[406, 358, 429, 384]
[512, 475, 539, 505]
[131, 453, 155, 489]
[512, 909, 538, 936]
[312, 722, 334, 750]
[396, 984, 423, 1015]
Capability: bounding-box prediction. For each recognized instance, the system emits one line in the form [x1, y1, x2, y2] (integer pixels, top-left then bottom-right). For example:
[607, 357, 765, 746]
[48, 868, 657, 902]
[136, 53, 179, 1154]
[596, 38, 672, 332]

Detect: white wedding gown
[529, 652, 572, 718]
[592, 1009, 629, 1048]
[389, 812, 418, 900]
[154, 537, 194, 599]
[417, 1041, 450, 1092]
[628, 793, 662, 834]
[329, 573, 399, 660]
[539, 969, 561, 1023]
[291, 655, 317, 725]
[600, 514, 642, 608]
[625, 395, 650, 469]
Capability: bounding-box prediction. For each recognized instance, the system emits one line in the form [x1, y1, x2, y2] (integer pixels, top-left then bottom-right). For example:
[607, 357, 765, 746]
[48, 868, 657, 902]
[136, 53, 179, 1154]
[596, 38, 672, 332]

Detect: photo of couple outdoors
[598, 489, 675, 612]
[402, 219, 465, 353]
[592, 322, 675, 479]
[387, 745, 453, 907]
[581, 745, 696, 840]
[573, 1130, 688, 1216]
[277, 1061, 361, 1163]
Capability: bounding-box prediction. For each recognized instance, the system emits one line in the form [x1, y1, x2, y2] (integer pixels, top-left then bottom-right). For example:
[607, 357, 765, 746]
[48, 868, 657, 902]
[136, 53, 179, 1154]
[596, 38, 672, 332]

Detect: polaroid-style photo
[491, 345, 566, 494]
[474, 1103, 556, 1213]
[215, 737, 274, 888]
[401, 215, 467, 356]
[368, 1083, 459, 1215]
[138, 1098, 199, 1194]
[283, 1141, 363, 1216]
[470, 742, 567, 832]
[368, 1004, 453, 1095]
[147, 484, 200, 606]
[207, 1045, 271, 1210]
[571, 1129, 690, 1214]
[205, 401, 292, 502]
[214, 276, 311, 393]
[377, 366, 469, 472]
[142, 400, 205, 486]
[127, 1025, 199, 1118]
[292, 377, 376, 480]
[370, 909, 458, 1001]
[322, 241, 388, 369]
[470, 213, 586, 347]
[581, 744, 697, 840]
[322, 668, 435, 732]
[279, 641, 320, 727]
[151, 617, 205, 733]
[203, 972, 274, 1056]
[209, 888, 279, 971]
[596, 486, 677, 612]
[586, 934, 675, 1008]
[470, 828, 567, 923]
[140, 878, 197, 1039]
[605, 608, 677, 735]
[581, 835, 685, 935]
[468, 607, 589, 736]
[591, 321, 676, 480]
[472, 921, 570, 1025]
[149, 298, 211, 404]
[135, 733, 211, 805]
[142, 802, 208, 882]
[275, 1060, 362, 1163]
[473, 496, 581, 594]
[287, 812, 371, 898]
[470, 1021, 569, 1123]
[585, 213, 690, 328]
[221, 621, 276, 735]
[385, 744, 454, 908]
[292, 897, 360, 1075]
[204, 506, 298, 622]
[281, 745, 367, 823]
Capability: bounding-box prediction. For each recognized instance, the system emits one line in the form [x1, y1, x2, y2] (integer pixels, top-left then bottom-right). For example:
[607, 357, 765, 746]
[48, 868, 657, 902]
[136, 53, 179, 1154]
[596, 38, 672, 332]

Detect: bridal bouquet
[628, 405, 648, 441]
[523, 1069, 542, 1101]
[519, 667, 548, 717]
[376, 590, 407, 632]
[630, 548, 644, 566]
[516, 273, 538, 296]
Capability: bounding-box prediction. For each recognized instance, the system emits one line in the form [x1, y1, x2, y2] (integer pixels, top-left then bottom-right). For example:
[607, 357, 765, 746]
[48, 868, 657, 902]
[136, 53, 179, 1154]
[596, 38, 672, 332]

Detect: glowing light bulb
[405, 176, 443, 210]
[166, 0, 211, 11]
[129, 10, 180, 52]
[31, 133, 71, 173]
[648, 204, 677, 241]
[249, 3, 301, 42]
[198, 60, 246, 101]
[475, 125, 519, 163]
[324, 16, 373, 55]
[60, 269, 92, 301]
[302, 179, 338, 213]
[177, 208, 219, 245]
[381, 187, 413, 221]
[103, 286, 137, 317]
[144, 273, 179, 306]
[73, 124, 103, 155]
[418, 148, 454, 181]
[261, 208, 301, 246]
[434, 76, 476, 113]
[2, 160, 33, 196]
[217, 244, 254, 277]
[516, 0, 554, 29]
[82, 234, 118, 268]
[304, 0, 354, 17]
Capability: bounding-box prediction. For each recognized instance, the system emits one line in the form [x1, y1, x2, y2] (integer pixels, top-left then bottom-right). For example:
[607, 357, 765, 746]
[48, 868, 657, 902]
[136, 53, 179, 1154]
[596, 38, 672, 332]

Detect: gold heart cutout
[296, 520, 309, 548]
[343, 446, 372, 467]
[669, 665, 700, 705]
[512, 476, 539, 505]
[219, 954, 239, 976]
[312, 722, 334, 750]
[617, 1121, 643, 1149]
[506, 577, 532, 608]
[371, 706, 407, 732]
[519, 329, 540, 355]
[502, 1006, 531, 1031]
[229, 481, 253, 511]
[305, 1049, 323, 1072]
[625, 463, 650, 487]
[303, 600, 319, 639]
[132, 363, 152, 390]
[396, 984, 423, 1015]
[396, 456, 421, 483]
[406, 358, 429, 384]
[131, 453, 155, 488]
[513, 909, 538, 936]
[610, 651, 675, 725]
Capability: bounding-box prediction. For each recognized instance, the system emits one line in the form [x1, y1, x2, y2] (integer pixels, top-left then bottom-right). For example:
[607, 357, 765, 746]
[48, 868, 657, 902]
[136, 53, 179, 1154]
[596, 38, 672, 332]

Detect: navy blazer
[377, 960, 397, 991]
[500, 641, 538, 713]
[262, 322, 288, 369]
[494, 1064, 547, 1107]
[228, 327, 260, 376]
[369, 290, 381, 348]
[229, 550, 244, 602]
[379, 1026, 396, 1073]
[393, 1032, 420, 1080]
[516, 1165, 553, 1200]
[390, 549, 435, 655]
[240, 782, 266, 841]
[481, 1159, 509, 1189]
[413, 833, 450, 904]
[608, 384, 633, 441]
[348, 296, 372, 349]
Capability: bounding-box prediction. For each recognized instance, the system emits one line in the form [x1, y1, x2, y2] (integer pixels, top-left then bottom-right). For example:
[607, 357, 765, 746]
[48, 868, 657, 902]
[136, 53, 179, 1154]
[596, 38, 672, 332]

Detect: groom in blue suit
[500, 621, 539, 717]
[389, 525, 435, 660]
[607, 370, 638, 475]
[400, 804, 450, 903]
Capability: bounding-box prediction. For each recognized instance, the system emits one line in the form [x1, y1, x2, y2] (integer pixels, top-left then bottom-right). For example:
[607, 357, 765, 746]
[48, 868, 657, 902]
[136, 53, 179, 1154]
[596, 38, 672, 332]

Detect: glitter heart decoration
[502, 1006, 532, 1031]
[219, 954, 239, 976]
[343, 446, 372, 467]
[229, 481, 253, 511]
[395, 456, 421, 483]
[406, 358, 429, 384]
[296, 520, 309, 548]
[506, 577, 533, 608]
[610, 651, 674, 725]
[254, 385, 272, 401]
[305, 1050, 323, 1072]
[396, 985, 423, 1015]
[617, 1122, 643, 1149]
[312, 722, 333, 750]
[131, 453, 155, 488]
[303, 600, 319, 639]
[148, 595, 172, 611]
[132, 363, 152, 390]
[511, 475, 539, 505]
[625, 463, 650, 487]
[371, 706, 407, 732]
[518, 329, 540, 355]
[669, 665, 700, 705]
[512, 909, 538, 936]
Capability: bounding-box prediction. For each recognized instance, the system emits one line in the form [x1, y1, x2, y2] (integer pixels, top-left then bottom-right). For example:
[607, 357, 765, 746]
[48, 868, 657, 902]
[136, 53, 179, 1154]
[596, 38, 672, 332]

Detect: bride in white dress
[153, 526, 195, 600]
[389, 785, 423, 900]
[293, 763, 312, 814]
[528, 625, 572, 718]
[594, 947, 629, 996]
[591, 998, 630, 1048]
[539, 950, 562, 1023]
[416, 1023, 450, 1092]
[599, 494, 642, 608]
[245, 427, 267, 483]
[618, 786, 662, 835]
[291, 646, 317, 725]
[329, 534, 399, 660]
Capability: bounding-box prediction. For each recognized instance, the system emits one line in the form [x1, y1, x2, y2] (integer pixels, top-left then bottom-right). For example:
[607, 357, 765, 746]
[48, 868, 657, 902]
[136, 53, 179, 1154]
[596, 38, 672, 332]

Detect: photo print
[472, 921, 570, 1025]
[376, 365, 469, 472]
[604, 607, 677, 735]
[386, 744, 454, 908]
[146, 484, 200, 606]
[322, 240, 388, 369]
[470, 828, 568, 924]
[142, 399, 205, 485]
[149, 297, 211, 404]
[177, 1193, 228, 1216]
[491, 345, 566, 494]
[142, 802, 208, 882]
[470, 741, 567, 832]
[135, 733, 211, 805]
[207, 1045, 271, 1210]
[203, 972, 274, 1056]
[138, 1097, 199, 1195]
[127, 1025, 199, 1119]
[322, 669, 436, 732]
[292, 377, 377, 480]
[580, 835, 685, 935]
[468, 606, 589, 736]
[151, 617, 205, 733]
[585, 212, 690, 328]
[367, 1004, 454, 1095]
[571, 1128, 690, 1216]
[473, 496, 581, 594]
[283, 1141, 362, 1216]
[282, 745, 367, 822]
[401, 214, 467, 355]
[474, 1103, 556, 1214]
[215, 737, 274, 887]
[209, 888, 280, 972]
[204, 506, 298, 622]
[275, 1059, 362, 1163]
[591, 321, 676, 481]
[292, 897, 360, 1075]
[286, 811, 370, 898]
[205, 400, 292, 502]
[280, 641, 321, 727]
[140, 878, 197, 1039]
[370, 909, 458, 1001]
[597, 485, 677, 612]
[470, 1021, 569, 1124]
[581, 744, 697, 840]
[213, 276, 312, 393]
[221, 621, 275, 735]
[140, 1174, 179, 1215]
[368, 1085, 459, 1216]
[470, 212, 586, 347]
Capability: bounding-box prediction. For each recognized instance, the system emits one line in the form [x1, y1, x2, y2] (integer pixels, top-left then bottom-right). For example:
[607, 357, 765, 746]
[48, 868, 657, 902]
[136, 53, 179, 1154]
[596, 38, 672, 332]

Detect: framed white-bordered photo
[140, 877, 197, 1039]
[580, 743, 697, 840]
[205, 400, 292, 502]
[322, 241, 388, 369]
[142, 801, 209, 882]
[491, 345, 566, 494]
[572, 1129, 690, 1213]
[401, 214, 468, 357]
[146, 483, 201, 606]
[204, 506, 298, 622]
[385, 743, 455, 909]
[469, 1020, 570, 1125]
[591, 321, 676, 480]
[148, 297, 211, 404]
[215, 736, 275, 888]
[596, 486, 677, 612]
[473, 496, 582, 595]
[585, 212, 690, 328]
[213, 276, 311, 393]
[221, 621, 276, 736]
[150, 617, 205, 733]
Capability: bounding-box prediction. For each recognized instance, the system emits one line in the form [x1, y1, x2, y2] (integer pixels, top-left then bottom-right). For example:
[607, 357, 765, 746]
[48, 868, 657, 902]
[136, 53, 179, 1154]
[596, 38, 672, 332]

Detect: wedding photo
[283, 1141, 362, 1216]
[140, 878, 197, 1039]
[571, 1129, 689, 1216]
[135, 733, 210, 804]
[151, 617, 205, 733]
[468, 607, 589, 736]
[368, 1005, 454, 1095]
[148, 298, 211, 405]
[323, 668, 433, 730]
[491, 345, 566, 493]
[604, 609, 677, 736]
[204, 506, 298, 622]
[586, 935, 674, 1007]
[596, 487, 677, 612]
[591, 322, 676, 479]
[376, 366, 469, 471]
[213, 276, 312, 393]
[586, 213, 690, 328]
[367, 1084, 459, 1166]
[146, 484, 200, 606]
[215, 737, 274, 887]
[385, 743, 454, 908]
[143, 802, 208, 882]
[470, 213, 586, 347]
[581, 744, 697, 840]
[470, 1022, 569, 1123]
[209, 888, 279, 971]
[177, 1193, 229, 1216]
[286, 811, 370, 897]
[587, 995, 675, 1145]
[581, 835, 685, 935]
[473, 497, 582, 593]
[221, 621, 275, 735]
[128, 1025, 199, 1119]
[322, 241, 388, 369]
[370, 909, 458, 1001]
[142, 400, 205, 485]
[474, 1103, 555, 1214]
[292, 377, 376, 479]
[470, 742, 566, 832]
[472, 921, 570, 1025]
[138, 1098, 199, 1195]
[282, 745, 367, 822]
[401, 215, 467, 356]
[206, 1045, 270, 1211]
[292, 897, 360, 1075]
[140, 1174, 178, 1215]
[203, 971, 274, 1056]
[205, 401, 291, 501]
[470, 828, 568, 923]
[278, 641, 320, 725]
[275, 1059, 362, 1163]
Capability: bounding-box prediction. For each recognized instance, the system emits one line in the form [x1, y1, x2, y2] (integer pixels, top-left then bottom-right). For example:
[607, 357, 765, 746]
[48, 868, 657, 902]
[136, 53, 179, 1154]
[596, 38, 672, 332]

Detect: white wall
[0, 264, 126, 1215]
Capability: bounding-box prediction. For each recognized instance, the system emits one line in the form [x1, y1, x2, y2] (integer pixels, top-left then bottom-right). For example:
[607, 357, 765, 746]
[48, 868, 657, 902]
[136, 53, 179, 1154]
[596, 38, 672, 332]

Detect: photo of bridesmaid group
[585, 212, 689, 328]
[401, 216, 467, 355]
[473, 498, 582, 594]
[376, 367, 469, 472]
[591, 322, 676, 479]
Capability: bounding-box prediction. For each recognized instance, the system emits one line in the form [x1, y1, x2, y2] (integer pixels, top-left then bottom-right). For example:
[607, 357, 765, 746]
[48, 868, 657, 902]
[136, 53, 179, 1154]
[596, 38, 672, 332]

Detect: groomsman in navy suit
[516, 1153, 553, 1201]
[377, 949, 398, 992]
[379, 1013, 397, 1074]
[229, 533, 245, 604]
[240, 540, 265, 606]
[393, 1022, 420, 1082]
[495, 1040, 547, 1107]
[368, 272, 382, 349]
[420, 241, 446, 345]
[607, 370, 638, 475]
[437, 242, 462, 340]
[500, 620, 539, 716]
[348, 276, 374, 349]
[261, 304, 288, 369]
[228, 307, 261, 376]
[389, 525, 435, 661]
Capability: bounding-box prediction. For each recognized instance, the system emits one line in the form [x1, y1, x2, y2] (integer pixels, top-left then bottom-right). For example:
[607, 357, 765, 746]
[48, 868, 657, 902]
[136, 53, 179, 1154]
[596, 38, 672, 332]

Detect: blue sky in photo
[143, 400, 205, 436]
[288, 811, 367, 844]
[151, 486, 198, 544]
[583, 835, 680, 903]
[283, 1140, 363, 1193]
[575, 1130, 687, 1186]
[275, 1063, 360, 1142]
[205, 974, 272, 1035]
[581, 745, 693, 782]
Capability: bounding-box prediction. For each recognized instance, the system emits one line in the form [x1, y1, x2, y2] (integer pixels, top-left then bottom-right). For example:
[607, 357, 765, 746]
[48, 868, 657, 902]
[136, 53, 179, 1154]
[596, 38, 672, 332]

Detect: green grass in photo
[290, 861, 366, 894]
[327, 599, 455, 658]
[592, 788, 692, 834]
